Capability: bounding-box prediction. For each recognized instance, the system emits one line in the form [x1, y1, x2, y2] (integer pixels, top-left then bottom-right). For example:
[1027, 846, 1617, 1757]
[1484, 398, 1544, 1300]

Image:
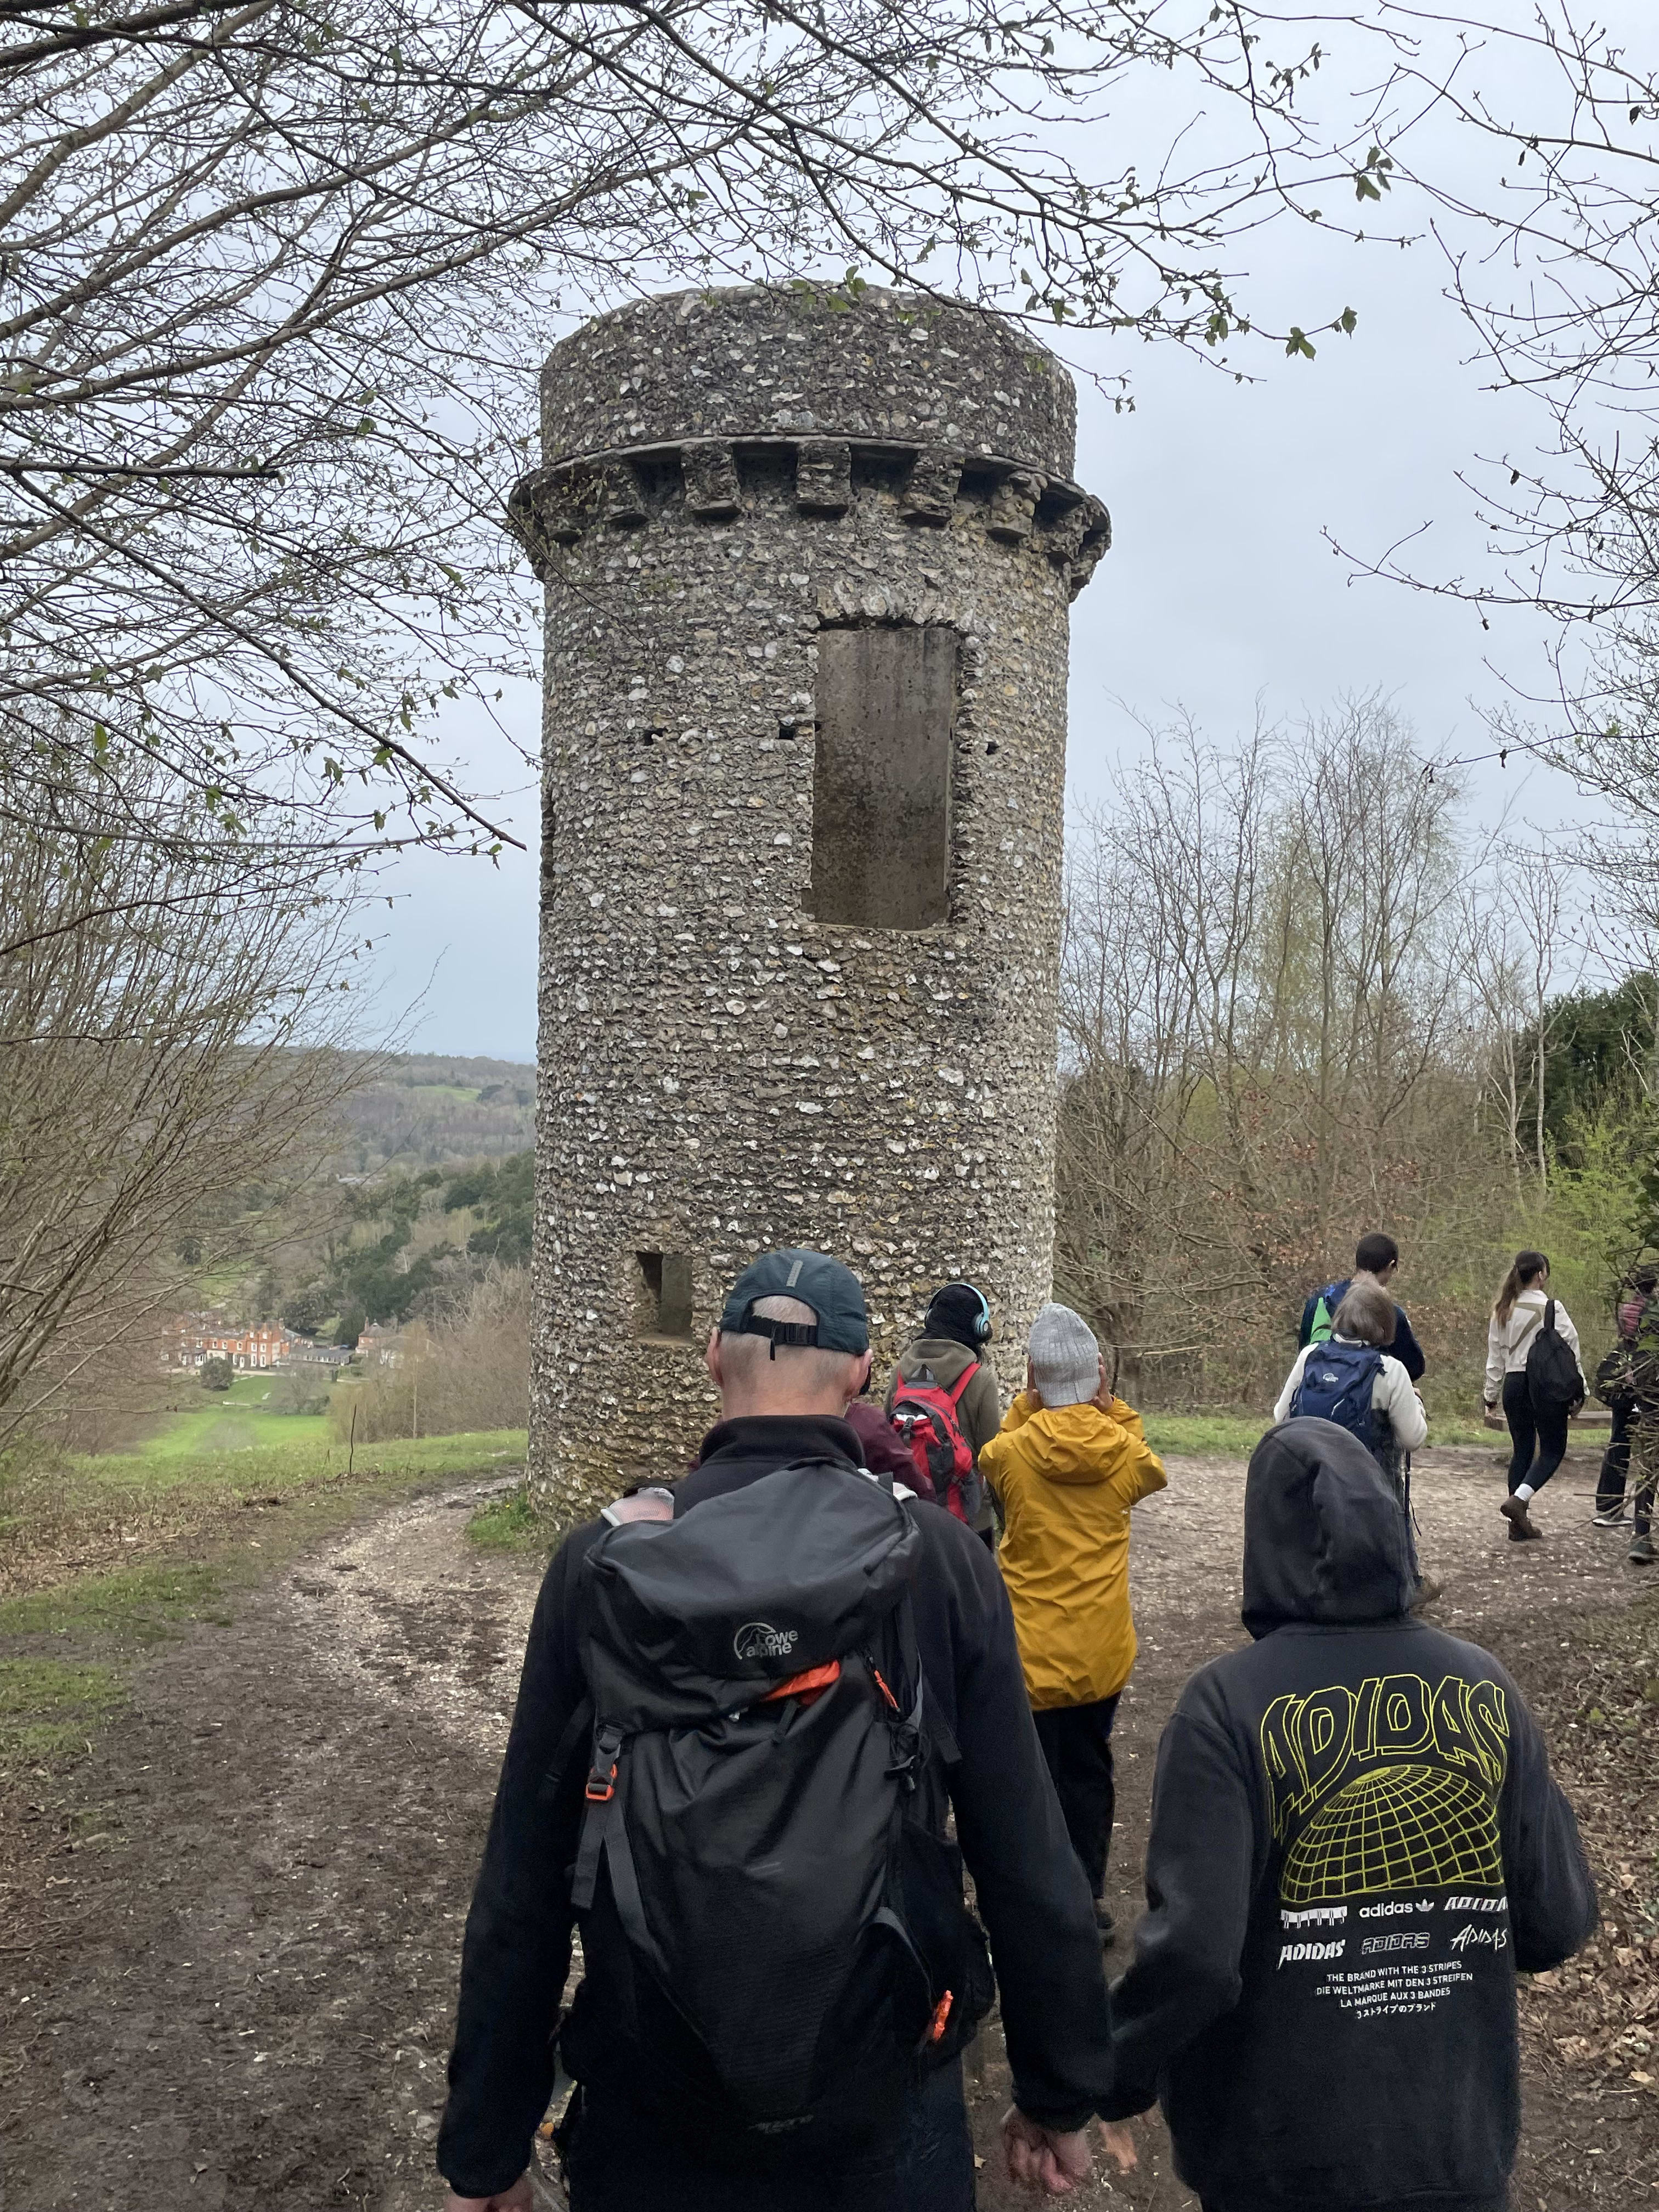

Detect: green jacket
[885, 1335, 1003, 1531]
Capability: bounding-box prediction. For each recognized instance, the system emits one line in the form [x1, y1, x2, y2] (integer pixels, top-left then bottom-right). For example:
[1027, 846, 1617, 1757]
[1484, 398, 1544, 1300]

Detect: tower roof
[539, 284, 1076, 479]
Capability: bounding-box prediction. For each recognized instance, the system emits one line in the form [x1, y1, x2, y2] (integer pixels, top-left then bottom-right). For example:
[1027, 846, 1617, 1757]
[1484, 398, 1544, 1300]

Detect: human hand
[1098, 2118, 1139, 2172]
[1024, 1358, 1043, 1412]
[443, 2174, 534, 2212]
[1482, 1404, 1503, 1430]
[1002, 2105, 1093, 2194]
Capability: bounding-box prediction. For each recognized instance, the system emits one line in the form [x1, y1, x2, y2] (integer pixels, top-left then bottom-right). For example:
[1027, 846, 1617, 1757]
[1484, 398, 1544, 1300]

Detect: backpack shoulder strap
[944, 1364, 977, 1409]
[1511, 1306, 1544, 1353]
[1544, 1298, 1557, 1334]
[601, 1485, 676, 1527]
[537, 1692, 596, 1812]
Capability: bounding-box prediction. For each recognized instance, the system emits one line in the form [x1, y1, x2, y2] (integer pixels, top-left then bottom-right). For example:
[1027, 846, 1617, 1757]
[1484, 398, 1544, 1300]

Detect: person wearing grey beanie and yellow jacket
[980, 1303, 1167, 1943]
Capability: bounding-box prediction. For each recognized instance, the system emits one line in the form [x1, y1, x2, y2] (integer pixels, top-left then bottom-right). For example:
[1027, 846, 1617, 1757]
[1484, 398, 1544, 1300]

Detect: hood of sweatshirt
[1003, 1400, 1124, 1486]
[1240, 1417, 1414, 1639]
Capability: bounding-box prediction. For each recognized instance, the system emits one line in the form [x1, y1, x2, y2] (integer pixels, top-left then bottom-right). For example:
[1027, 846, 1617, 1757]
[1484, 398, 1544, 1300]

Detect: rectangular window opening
[805, 625, 958, 930]
[635, 1249, 695, 1342]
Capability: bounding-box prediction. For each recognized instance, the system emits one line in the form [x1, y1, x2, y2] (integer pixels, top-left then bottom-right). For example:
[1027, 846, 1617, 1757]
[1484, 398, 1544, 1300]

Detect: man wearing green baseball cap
[440, 1248, 1115, 2211]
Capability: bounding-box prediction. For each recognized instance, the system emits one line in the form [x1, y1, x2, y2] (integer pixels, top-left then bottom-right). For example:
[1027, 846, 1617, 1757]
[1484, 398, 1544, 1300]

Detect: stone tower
[510, 285, 1109, 1517]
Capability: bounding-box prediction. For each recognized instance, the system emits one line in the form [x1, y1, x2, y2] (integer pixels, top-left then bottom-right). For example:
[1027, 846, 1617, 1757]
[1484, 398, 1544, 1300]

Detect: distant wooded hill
[334, 1054, 535, 1172]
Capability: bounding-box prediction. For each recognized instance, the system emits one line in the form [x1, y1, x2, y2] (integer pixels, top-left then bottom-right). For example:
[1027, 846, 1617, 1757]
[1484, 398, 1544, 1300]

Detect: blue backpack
[1291, 1339, 1386, 1465]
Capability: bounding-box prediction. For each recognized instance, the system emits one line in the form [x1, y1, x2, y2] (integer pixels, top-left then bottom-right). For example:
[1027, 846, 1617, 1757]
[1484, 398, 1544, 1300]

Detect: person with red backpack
[885, 1282, 1003, 1543]
[979, 1304, 1166, 1946]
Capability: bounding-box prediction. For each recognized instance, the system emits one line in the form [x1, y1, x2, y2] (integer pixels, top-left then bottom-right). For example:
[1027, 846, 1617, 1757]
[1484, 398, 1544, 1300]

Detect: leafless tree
[1460, 838, 1588, 1188]
[0, 723, 367, 1439]
[2, 1, 1420, 858]
[1057, 697, 1514, 1403]
[1344, 6, 1659, 879]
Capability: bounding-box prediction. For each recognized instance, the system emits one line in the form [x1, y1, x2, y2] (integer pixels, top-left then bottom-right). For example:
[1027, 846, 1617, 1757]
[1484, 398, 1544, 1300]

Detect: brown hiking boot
[1500, 1496, 1542, 1541]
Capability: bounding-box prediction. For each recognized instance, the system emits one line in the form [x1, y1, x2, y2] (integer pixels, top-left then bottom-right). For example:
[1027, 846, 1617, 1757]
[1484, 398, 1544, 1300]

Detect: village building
[168, 1317, 295, 1372]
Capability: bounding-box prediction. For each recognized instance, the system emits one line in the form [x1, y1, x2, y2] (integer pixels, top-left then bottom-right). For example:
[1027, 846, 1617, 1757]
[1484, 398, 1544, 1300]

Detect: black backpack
[566, 1462, 994, 2162]
[1526, 1299, 1584, 1419]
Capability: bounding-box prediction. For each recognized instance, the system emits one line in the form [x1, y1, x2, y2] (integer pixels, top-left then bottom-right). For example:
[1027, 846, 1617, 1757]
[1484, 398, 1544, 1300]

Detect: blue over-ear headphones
[929, 1280, 992, 1346]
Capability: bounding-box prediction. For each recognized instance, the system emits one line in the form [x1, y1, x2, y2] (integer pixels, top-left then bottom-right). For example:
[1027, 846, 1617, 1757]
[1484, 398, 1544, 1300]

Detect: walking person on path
[1299, 1231, 1426, 1381]
[1604, 1274, 1659, 1567]
[1278, 1279, 1435, 1605]
[886, 1280, 1003, 1544]
[1098, 1418, 1598, 2212]
[1592, 1263, 1658, 1528]
[1276, 1280, 1429, 1474]
[438, 1250, 1116, 2212]
[979, 1303, 1166, 1948]
[1482, 1250, 1585, 1542]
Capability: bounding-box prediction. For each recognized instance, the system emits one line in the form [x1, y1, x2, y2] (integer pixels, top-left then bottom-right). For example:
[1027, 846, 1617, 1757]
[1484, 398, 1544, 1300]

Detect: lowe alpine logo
[734, 1620, 798, 1663]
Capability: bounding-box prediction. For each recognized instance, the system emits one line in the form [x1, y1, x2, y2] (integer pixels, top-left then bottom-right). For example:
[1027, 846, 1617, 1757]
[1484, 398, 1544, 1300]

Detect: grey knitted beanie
[1028, 1302, 1101, 1409]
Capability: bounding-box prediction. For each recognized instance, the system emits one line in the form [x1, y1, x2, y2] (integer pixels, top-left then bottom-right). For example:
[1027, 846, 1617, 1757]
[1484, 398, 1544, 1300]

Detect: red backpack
[890, 1365, 981, 1524]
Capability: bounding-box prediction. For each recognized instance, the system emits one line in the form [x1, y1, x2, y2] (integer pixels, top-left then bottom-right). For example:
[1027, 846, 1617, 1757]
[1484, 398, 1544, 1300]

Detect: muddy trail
[2, 1443, 1655, 2210]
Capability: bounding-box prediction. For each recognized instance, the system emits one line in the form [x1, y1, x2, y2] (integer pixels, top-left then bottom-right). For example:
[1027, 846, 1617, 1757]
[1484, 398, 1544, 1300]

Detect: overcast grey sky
[365, 10, 1632, 1062]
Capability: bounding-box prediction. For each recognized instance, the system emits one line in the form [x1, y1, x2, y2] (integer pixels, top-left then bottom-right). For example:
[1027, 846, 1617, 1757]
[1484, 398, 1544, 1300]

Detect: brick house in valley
[169, 1316, 295, 1372]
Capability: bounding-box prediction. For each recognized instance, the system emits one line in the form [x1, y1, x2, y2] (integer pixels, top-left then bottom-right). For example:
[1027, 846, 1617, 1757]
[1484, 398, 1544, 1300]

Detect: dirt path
[2, 1444, 1655, 2210]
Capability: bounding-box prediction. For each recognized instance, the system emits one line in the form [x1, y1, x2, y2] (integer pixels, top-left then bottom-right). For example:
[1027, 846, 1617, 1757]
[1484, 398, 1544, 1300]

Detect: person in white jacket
[1276, 1280, 1430, 1459]
[1482, 1250, 1583, 1541]
[1278, 1281, 1436, 1604]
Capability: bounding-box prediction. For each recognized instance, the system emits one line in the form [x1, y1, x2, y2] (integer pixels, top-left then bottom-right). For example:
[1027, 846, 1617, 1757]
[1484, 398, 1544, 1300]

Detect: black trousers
[1633, 1410, 1658, 1538]
[1598, 1396, 1635, 1510]
[561, 2058, 974, 2212]
[1502, 1371, 1568, 1496]
[1032, 1693, 1120, 1898]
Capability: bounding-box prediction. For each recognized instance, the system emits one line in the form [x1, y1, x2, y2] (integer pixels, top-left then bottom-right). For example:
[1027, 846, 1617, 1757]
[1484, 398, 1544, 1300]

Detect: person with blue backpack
[1275, 1279, 1427, 1479]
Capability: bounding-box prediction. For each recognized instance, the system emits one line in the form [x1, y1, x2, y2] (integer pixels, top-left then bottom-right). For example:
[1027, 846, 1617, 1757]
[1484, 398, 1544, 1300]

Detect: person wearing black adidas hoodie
[1101, 1418, 1596, 2212]
[437, 1249, 1115, 2212]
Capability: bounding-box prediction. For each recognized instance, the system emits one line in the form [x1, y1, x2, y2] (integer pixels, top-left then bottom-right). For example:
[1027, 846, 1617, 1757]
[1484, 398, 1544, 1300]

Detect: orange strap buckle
[585, 1763, 617, 1803]
[927, 1990, 955, 2045]
[759, 1660, 842, 1706]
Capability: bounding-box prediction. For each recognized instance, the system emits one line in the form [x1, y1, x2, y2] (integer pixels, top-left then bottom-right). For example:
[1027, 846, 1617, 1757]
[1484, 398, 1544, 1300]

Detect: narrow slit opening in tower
[805, 625, 959, 929]
[635, 1249, 695, 1343]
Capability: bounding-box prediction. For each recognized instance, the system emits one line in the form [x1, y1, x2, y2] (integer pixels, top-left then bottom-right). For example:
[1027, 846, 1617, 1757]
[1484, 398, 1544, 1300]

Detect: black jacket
[1104, 1418, 1596, 2212]
[438, 1413, 1113, 2198]
[1300, 1280, 1427, 1383]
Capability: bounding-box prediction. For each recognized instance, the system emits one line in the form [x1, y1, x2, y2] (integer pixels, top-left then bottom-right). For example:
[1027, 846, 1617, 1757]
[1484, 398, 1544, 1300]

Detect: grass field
[0, 1403, 527, 1775]
[133, 1372, 332, 1464]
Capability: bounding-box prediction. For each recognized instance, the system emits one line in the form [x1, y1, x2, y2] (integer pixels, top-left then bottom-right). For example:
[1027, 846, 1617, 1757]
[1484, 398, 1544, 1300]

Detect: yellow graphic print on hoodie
[980, 1393, 1167, 1709]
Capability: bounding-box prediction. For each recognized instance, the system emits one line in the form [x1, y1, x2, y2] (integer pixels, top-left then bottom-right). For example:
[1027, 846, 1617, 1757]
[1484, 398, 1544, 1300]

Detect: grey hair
[719, 1293, 856, 1392]
[1332, 1279, 1396, 1348]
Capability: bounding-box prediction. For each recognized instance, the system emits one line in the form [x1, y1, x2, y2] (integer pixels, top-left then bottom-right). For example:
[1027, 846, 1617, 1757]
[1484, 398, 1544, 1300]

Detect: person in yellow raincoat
[980, 1302, 1167, 1944]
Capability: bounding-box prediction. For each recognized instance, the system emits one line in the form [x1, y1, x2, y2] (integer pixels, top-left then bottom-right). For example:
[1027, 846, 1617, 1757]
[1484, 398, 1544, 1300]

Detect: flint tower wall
[513, 285, 1109, 1516]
